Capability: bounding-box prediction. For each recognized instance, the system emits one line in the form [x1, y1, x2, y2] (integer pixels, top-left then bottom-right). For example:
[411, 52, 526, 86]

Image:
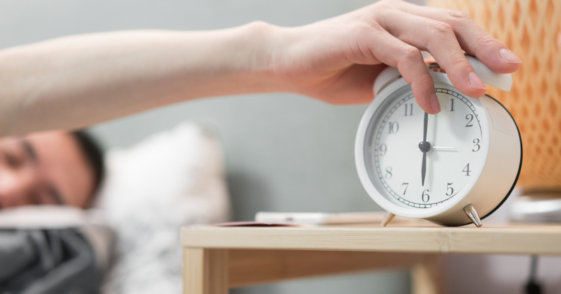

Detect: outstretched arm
[0, 0, 520, 137]
[0, 25, 282, 136]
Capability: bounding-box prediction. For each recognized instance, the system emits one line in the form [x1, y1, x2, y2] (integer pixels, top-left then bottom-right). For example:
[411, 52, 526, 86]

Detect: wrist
[236, 21, 295, 93]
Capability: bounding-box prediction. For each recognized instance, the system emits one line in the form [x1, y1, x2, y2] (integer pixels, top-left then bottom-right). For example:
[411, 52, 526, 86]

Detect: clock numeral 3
[422, 189, 430, 203]
[404, 103, 413, 116]
[378, 143, 387, 156]
[401, 183, 409, 195]
[446, 182, 454, 196]
[385, 167, 393, 179]
[388, 122, 399, 134]
[472, 138, 480, 152]
[465, 114, 474, 127]
[463, 163, 471, 176]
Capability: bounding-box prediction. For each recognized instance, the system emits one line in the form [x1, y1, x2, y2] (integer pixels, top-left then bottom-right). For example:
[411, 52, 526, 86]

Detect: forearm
[0, 22, 283, 136]
[0, 0, 522, 136]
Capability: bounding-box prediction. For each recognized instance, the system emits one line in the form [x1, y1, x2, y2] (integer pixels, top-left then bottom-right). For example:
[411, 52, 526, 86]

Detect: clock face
[363, 82, 487, 209]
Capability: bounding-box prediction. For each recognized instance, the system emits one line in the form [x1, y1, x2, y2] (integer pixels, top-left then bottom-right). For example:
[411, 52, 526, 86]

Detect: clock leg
[381, 212, 396, 227]
[463, 204, 482, 227]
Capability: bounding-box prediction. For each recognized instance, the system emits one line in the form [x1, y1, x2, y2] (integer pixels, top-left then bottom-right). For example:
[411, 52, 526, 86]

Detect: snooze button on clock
[354, 55, 522, 227]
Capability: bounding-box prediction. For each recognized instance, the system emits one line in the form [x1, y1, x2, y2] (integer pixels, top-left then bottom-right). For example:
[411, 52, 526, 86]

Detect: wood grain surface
[181, 223, 561, 255]
[183, 248, 228, 294]
[228, 249, 422, 287]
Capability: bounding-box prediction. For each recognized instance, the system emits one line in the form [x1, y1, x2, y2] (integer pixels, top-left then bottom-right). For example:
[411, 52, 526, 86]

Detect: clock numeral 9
[404, 103, 413, 116]
[401, 183, 409, 195]
[378, 143, 387, 156]
[446, 182, 454, 196]
[388, 122, 399, 134]
[422, 189, 430, 203]
[463, 163, 471, 176]
[472, 139, 480, 152]
[465, 114, 474, 127]
[385, 167, 393, 179]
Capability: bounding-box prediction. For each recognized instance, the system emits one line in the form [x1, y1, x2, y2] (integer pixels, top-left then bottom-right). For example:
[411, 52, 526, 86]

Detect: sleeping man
[0, 131, 103, 210]
[0, 124, 227, 294]
[0, 1, 521, 293]
[0, 131, 107, 294]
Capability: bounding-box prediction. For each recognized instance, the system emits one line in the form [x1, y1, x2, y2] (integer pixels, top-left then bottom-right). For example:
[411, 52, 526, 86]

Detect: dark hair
[71, 130, 105, 204]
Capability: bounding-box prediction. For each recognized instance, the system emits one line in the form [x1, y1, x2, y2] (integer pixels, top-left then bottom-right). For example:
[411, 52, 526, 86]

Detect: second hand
[432, 146, 455, 150]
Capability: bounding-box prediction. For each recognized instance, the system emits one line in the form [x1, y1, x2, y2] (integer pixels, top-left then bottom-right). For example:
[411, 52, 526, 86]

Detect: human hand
[267, 0, 521, 114]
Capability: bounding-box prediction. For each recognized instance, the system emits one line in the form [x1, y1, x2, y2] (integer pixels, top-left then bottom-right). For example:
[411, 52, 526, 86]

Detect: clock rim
[355, 72, 491, 219]
[448, 94, 523, 226]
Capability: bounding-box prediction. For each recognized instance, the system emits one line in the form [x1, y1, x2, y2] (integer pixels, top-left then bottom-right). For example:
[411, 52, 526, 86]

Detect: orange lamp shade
[429, 0, 561, 191]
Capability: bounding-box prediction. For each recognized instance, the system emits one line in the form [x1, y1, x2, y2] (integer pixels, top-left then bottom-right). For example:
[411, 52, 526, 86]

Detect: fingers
[368, 28, 440, 113]
[347, 0, 521, 112]
[392, 1, 521, 74]
[377, 9, 486, 99]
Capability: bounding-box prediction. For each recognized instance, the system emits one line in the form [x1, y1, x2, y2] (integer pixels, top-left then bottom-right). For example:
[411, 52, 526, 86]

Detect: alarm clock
[355, 55, 522, 227]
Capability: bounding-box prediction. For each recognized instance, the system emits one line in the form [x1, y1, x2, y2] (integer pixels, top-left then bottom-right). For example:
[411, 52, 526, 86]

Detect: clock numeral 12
[450, 99, 455, 111]
[446, 182, 454, 196]
[463, 163, 471, 176]
[422, 189, 430, 203]
[388, 122, 399, 134]
[404, 103, 413, 116]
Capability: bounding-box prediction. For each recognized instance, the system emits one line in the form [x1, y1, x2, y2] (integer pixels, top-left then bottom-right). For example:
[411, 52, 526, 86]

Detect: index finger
[393, 2, 522, 74]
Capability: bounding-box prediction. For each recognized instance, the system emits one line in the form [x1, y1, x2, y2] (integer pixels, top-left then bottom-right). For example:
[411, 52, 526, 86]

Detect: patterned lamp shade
[429, 0, 561, 191]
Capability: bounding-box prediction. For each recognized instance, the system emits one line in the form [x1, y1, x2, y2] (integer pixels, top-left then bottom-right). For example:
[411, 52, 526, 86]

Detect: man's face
[0, 131, 94, 209]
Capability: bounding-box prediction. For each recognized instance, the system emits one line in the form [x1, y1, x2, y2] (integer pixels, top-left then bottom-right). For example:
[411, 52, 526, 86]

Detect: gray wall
[0, 1, 409, 293]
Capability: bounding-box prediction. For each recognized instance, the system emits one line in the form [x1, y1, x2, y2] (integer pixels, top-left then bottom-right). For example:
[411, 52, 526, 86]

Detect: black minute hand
[419, 112, 429, 186]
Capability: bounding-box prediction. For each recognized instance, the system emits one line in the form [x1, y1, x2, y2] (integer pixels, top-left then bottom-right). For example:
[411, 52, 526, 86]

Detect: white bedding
[96, 122, 230, 294]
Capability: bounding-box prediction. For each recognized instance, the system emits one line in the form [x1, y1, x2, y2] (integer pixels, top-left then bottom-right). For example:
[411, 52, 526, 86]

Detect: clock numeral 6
[465, 114, 474, 127]
[463, 163, 471, 176]
[388, 122, 399, 134]
[422, 189, 430, 203]
[378, 143, 387, 156]
[472, 138, 480, 152]
[385, 167, 393, 179]
[446, 182, 454, 196]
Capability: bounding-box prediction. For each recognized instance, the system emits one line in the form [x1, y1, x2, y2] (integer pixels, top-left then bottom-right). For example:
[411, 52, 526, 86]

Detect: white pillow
[97, 122, 230, 294]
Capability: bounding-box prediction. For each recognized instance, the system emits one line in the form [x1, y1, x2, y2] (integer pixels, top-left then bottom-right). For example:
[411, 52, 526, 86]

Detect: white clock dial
[364, 83, 485, 209]
[357, 61, 520, 226]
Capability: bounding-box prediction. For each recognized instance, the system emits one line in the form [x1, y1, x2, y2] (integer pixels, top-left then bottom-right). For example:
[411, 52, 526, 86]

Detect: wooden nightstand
[181, 223, 561, 294]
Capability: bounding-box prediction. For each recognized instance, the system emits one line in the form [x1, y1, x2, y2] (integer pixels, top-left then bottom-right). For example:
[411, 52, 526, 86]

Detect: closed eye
[21, 140, 37, 163]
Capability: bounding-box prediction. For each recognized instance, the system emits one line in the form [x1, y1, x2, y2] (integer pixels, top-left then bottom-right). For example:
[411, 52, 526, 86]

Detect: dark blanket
[0, 229, 103, 294]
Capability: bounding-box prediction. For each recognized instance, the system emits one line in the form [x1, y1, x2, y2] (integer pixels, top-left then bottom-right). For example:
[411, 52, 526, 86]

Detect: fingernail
[469, 72, 487, 90]
[430, 94, 440, 113]
[499, 49, 522, 64]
